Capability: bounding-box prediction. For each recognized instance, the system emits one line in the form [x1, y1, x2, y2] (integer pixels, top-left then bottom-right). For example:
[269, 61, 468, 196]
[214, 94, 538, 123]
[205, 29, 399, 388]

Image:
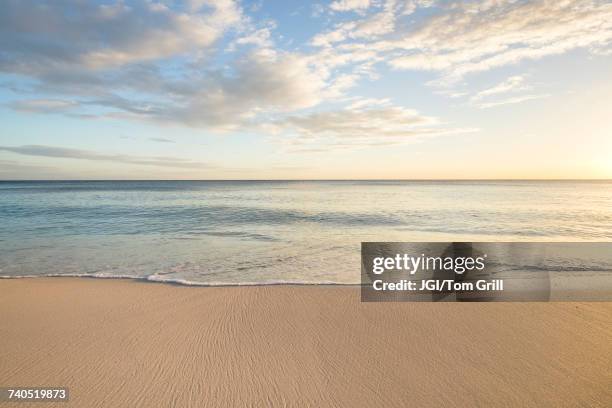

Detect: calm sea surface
[1, 180, 611, 284]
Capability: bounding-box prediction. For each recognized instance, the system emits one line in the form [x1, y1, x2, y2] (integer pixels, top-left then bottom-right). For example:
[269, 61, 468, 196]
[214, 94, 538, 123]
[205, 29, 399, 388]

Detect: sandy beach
[1, 278, 611, 407]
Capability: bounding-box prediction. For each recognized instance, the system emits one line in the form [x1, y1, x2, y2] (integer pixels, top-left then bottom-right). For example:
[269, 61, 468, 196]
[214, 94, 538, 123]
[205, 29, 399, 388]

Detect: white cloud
[8, 99, 78, 113]
[269, 104, 476, 150]
[466, 74, 548, 108]
[477, 94, 549, 109]
[346, 97, 392, 109]
[4, 47, 339, 131]
[471, 76, 527, 101]
[311, 0, 401, 47]
[330, 0, 373, 12]
[401, 1, 611, 82]
[0, 0, 243, 70]
[0, 145, 210, 169]
[3, 0, 571, 151]
[312, 0, 612, 85]
[324, 74, 362, 98]
[232, 26, 274, 49]
[162, 51, 329, 129]
[0, 1, 367, 133]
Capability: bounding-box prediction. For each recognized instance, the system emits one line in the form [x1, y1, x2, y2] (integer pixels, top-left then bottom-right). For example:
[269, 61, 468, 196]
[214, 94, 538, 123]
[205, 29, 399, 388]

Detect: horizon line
[1, 179, 611, 182]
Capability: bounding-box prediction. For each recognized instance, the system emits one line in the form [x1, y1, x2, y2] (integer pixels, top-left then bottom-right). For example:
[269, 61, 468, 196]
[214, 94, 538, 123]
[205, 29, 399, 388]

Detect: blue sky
[0, 0, 611, 179]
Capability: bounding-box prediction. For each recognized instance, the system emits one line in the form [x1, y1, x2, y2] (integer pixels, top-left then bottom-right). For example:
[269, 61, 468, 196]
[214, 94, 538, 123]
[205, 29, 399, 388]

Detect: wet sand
[1, 278, 611, 407]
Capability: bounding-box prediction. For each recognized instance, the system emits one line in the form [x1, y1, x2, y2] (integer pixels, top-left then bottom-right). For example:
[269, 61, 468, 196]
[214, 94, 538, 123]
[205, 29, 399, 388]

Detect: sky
[0, 0, 611, 180]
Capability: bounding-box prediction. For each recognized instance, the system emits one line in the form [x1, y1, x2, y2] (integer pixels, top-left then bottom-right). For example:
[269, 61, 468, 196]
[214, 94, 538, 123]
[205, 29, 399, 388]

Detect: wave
[486, 261, 612, 273]
[0, 273, 359, 287]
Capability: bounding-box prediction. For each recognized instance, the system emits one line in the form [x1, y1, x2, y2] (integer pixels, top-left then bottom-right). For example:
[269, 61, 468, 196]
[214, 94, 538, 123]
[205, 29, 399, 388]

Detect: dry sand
[1, 278, 611, 407]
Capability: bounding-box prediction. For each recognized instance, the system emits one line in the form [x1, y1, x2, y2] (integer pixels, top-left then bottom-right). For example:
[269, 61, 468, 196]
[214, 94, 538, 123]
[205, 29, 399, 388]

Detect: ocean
[1, 180, 611, 285]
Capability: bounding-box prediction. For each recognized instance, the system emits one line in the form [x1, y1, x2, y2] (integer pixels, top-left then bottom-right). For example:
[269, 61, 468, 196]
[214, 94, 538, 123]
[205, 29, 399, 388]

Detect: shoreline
[1, 278, 611, 407]
[1, 275, 611, 301]
[0, 274, 360, 287]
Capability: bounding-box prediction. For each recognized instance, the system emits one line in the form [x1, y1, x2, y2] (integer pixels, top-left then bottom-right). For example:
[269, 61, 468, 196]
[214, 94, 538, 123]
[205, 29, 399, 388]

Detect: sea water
[1, 180, 611, 285]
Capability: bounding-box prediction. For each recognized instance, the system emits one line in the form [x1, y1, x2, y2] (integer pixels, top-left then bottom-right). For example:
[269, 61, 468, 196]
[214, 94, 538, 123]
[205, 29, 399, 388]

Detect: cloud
[145, 50, 329, 130]
[311, 0, 397, 47]
[346, 97, 392, 110]
[477, 94, 549, 109]
[471, 76, 528, 101]
[148, 138, 176, 143]
[268, 104, 476, 150]
[312, 0, 612, 85]
[330, 0, 373, 13]
[466, 74, 548, 108]
[8, 99, 78, 113]
[282, 107, 434, 137]
[232, 26, 274, 49]
[0, 145, 209, 169]
[3, 0, 571, 153]
[0, 0, 242, 70]
[0, 0, 341, 132]
[398, 1, 612, 82]
[5, 50, 331, 131]
[0, 159, 62, 179]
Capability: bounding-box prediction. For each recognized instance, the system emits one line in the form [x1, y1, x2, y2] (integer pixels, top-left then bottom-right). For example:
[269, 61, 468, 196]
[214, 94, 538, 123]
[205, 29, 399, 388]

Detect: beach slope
[1, 278, 611, 407]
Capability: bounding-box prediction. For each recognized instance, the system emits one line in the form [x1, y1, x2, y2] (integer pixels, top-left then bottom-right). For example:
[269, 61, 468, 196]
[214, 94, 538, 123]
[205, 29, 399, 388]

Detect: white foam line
[0, 273, 360, 287]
